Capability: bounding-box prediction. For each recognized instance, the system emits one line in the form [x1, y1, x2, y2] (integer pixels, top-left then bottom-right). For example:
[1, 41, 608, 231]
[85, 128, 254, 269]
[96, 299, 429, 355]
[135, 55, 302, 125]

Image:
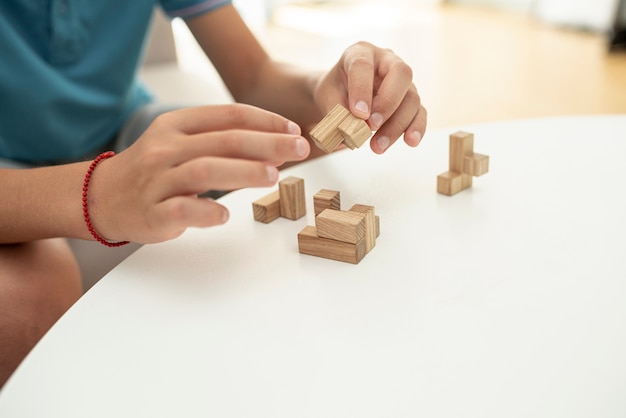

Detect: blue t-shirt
[0, 0, 231, 164]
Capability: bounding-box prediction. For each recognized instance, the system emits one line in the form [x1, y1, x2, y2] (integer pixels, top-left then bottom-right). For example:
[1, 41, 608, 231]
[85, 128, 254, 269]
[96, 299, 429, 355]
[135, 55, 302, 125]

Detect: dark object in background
[609, 0, 626, 51]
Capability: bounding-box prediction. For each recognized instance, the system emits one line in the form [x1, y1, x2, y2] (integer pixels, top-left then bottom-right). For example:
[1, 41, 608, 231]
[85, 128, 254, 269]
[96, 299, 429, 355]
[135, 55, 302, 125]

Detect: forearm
[0, 164, 91, 243]
[236, 61, 325, 131]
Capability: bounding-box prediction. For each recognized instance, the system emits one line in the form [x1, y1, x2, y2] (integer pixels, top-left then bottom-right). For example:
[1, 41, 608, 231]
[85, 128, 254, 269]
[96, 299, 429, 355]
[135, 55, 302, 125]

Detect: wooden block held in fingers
[279, 176, 306, 220]
[463, 153, 490, 177]
[338, 115, 371, 149]
[348, 204, 376, 252]
[313, 189, 341, 216]
[315, 209, 366, 244]
[252, 190, 280, 223]
[298, 225, 366, 264]
[437, 171, 465, 196]
[309, 104, 351, 153]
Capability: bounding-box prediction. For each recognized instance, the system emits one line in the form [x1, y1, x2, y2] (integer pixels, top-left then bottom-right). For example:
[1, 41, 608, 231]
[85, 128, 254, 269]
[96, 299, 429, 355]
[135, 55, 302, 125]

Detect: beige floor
[267, 2, 626, 130]
[158, 2, 626, 131]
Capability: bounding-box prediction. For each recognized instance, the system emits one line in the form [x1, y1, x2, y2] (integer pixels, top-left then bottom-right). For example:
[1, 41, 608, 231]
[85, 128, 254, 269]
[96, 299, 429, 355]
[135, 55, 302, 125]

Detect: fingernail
[295, 137, 308, 158]
[287, 121, 300, 135]
[266, 166, 278, 183]
[377, 136, 390, 151]
[354, 100, 369, 115]
[222, 208, 230, 224]
[370, 113, 383, 130]
[412, 130, 422, 146]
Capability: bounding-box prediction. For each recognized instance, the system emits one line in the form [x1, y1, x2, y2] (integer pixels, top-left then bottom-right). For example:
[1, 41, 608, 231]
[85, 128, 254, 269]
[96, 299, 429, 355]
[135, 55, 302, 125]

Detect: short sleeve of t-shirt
[160, 0, 232, 19]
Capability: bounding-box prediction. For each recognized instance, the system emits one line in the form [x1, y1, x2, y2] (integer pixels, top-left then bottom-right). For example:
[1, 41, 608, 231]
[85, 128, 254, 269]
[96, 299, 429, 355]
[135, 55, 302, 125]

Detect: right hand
[87, 104, 310, 244]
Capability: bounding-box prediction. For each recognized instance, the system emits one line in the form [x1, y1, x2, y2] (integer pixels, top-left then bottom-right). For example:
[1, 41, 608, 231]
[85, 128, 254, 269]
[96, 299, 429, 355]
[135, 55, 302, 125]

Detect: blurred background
[141, 0, 626, 132]
[82, 0, 626, 289]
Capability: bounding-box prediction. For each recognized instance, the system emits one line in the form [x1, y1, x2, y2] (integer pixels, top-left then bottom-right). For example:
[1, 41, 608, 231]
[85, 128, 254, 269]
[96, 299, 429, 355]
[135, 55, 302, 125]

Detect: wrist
[82, 152, 129, 247]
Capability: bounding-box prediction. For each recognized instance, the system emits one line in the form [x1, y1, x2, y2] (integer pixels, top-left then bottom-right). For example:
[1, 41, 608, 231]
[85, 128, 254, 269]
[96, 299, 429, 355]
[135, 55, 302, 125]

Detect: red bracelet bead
[82, 151, 130, 248]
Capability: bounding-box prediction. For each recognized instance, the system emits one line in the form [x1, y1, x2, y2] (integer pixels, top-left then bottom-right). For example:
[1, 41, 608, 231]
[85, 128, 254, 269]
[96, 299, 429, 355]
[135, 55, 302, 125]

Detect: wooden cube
[315, 209, 366, 244]
[313, 189, 341, 216]
[297, 225, 366, 264]
[348, 204, 376, 253]
[338, 115, 371, 149]
[437, 171, 465, 196]
[309, 104, 351, 153]
[463, 153, 490, 177]
[252, 190, 280, 223]
[279, 176, 306, 220]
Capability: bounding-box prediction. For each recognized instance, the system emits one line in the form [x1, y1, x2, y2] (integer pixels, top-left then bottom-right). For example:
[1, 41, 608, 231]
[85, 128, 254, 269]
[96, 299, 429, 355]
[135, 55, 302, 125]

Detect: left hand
[313, 41, 427, 154]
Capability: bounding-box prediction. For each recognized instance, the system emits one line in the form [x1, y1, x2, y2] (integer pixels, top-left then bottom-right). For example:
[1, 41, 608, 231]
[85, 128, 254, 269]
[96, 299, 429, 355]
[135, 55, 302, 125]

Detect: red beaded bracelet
[82, 151, 130, 248]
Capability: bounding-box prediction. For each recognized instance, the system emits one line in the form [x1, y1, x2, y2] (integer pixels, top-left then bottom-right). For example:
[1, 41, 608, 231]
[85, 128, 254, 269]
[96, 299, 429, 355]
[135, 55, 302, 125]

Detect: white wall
[448, 0, 534, 13]
[533, 0, 619, 32]
[450, 0, 620, 32]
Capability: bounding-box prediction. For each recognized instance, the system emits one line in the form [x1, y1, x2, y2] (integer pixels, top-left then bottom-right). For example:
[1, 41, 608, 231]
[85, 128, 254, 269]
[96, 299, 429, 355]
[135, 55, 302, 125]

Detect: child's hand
[314, 41, 427, 154]
[87, 104, 310, 243]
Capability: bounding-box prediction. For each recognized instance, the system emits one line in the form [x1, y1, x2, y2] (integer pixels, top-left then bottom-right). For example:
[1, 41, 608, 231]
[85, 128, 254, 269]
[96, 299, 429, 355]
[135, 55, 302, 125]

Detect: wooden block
[437, 171, 465, 196]
[449, 131, 474, 189]
[313, 189, 341, 216]
[375, 215, 380, 238]
[252, 190, 280, 223]
[449, 131, 474, 172]
[315, 209, 366, 244]
[279, 176, 306, 220]
[309, 104, 351, 153]
[297, 225, 366, 264]
[463, 153, 490, 177]
[338, 115, 371, 149]
[348, 204, 376, 253]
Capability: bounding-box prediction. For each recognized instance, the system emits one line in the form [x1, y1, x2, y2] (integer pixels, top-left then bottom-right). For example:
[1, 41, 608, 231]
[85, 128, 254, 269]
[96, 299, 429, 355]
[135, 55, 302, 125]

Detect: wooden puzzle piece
[252, 190, 280, 223]
[315, 209, 366, 245]
[297, 225, 366, 264]
[313, 189, 341, 216]
[348, 204, 376, 253]
[437, 131, 490, 196]
[253, 176, 306, 223]
[309, 104, 351, 153]
[309, 104, 371, 153]
[279, 176, 306, 220]
[338, 116, 372, 149]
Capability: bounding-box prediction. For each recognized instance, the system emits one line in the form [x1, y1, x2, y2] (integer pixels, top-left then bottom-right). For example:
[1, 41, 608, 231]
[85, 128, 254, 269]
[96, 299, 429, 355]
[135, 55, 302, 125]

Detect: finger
[157, 157, 279, 199]
[156, 103, 301, 136]
[368, 56, 414, 131]
[148, 197, 230, 241]
[405, 104, 427, 148]
[172, 130, 310, 167]
[342, 42, 376, 120]
[369, 88, 423, 154]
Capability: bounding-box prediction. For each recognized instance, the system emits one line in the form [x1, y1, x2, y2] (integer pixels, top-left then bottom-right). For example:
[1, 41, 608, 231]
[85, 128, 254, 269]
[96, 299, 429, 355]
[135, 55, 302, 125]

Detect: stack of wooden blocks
[437, 131, 489, 196]
[297, 189, 379, 264]
[252, 176, 306, 223]
[309, 104, 372, 153]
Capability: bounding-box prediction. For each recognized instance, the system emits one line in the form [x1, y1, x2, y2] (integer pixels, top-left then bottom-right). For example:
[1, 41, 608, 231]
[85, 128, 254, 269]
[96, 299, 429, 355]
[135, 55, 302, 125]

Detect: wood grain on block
[297, 225, 366, 264]
[252, 190, 280, 223]
[437, 171, 464, 196]
[279, 176, 306, 220]
[315, 209, 366, 244]
[338, 115, 371, 149]
[348, 204, 376, 252]
[449, 131, 474, 189]
[309, 104, 351, 153]
[463, 153, 490, 177]
[313, 189, 341, 216]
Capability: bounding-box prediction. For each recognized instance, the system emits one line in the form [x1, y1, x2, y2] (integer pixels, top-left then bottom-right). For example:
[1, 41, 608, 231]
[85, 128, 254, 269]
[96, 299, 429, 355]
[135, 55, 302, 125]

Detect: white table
[2, 115, 626, 417]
